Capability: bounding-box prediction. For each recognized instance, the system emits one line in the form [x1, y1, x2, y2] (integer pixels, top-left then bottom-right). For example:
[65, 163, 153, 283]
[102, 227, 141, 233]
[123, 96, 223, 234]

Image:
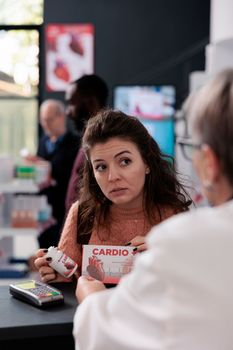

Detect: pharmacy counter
[0, 281, 77, 350]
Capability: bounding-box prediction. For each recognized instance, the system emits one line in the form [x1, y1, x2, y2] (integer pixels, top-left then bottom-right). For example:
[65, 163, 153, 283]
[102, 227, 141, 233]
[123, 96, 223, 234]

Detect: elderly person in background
[33, 99, 79, 248]
[73, 69, 233, 350]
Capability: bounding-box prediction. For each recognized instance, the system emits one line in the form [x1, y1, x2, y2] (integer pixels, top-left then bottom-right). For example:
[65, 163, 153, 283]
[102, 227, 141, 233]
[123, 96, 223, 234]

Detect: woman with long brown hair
[35, 109, 191, 282]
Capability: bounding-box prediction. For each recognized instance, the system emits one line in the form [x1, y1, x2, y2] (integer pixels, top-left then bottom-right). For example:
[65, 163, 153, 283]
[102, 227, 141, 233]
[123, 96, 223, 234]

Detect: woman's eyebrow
[93, 158, 104, 163]
[114, 150, 131, 158]
[92, 150, 132, 163]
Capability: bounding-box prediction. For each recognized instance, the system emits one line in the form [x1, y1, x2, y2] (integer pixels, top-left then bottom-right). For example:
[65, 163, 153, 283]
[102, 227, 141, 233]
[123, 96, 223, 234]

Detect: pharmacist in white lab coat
[73, 68, 233, 350]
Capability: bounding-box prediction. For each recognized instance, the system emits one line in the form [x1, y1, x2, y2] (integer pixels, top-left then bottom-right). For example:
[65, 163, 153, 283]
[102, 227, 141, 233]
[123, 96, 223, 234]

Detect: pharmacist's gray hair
[186, 68, 233, 184]
[40, 99, 66, 116]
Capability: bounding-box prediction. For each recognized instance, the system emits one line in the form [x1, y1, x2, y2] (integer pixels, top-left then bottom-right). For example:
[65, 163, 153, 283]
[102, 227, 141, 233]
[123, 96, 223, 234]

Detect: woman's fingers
[133, 243, 147, 253]
[40, 270, 57, 283]
[35, 248, 48, 258]
[126, 235, 147, 253]
[39, 265, 54, 276]
[34, 249, 56, 283]
[127, 235, 146, 246]
[40, 268, 70, 284]
[34, 249, 49, 270]
[39, 265, 55, 282]
[127, 235, 145, 246]
[34, 248, 72, 284]
[34, 255, 49, 270]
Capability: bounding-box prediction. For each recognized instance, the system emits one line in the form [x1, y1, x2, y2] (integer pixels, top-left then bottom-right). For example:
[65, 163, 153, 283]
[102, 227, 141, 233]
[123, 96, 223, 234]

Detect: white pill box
[82, 245, 135, 284]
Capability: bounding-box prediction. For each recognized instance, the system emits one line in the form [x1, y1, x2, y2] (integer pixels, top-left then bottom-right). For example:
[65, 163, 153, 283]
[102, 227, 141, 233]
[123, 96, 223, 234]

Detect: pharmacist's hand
[76, 276, 106, 303]
[126, 235, 147, 253]
[34, 249, 68, 283]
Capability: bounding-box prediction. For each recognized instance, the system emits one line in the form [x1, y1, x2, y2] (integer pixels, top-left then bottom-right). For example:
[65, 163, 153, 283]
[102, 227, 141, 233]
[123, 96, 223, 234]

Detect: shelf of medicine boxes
[0, 179, 39, 236]
[0, 179, 38, 194]
[0, 227, 37, 236]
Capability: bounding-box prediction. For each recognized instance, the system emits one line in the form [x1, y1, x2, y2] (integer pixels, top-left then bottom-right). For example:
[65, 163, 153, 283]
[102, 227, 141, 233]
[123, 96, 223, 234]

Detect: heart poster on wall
[45, 23, 94, 91]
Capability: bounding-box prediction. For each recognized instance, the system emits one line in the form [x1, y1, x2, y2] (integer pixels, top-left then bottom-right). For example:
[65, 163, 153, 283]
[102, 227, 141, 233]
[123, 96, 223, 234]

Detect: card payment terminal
[9, 280, 64, 307]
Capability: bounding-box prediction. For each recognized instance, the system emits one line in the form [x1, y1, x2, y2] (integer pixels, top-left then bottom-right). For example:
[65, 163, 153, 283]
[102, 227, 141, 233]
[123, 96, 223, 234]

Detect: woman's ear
[202, 144, 221, 184]
[145, 166, 150, 174]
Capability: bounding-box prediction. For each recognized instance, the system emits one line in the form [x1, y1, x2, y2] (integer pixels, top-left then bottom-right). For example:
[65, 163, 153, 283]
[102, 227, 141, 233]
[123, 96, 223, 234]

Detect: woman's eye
[95, 164, 107, 172]
[120, 158, 131, 166]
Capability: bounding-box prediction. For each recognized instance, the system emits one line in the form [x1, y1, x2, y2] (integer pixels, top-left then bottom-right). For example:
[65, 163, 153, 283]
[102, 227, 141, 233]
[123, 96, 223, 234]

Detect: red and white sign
[46, 24, 94, 91]
[82, 245, 135, 284]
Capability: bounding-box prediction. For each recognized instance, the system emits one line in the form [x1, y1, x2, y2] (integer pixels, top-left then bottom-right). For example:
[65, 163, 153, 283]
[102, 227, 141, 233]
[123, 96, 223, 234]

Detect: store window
[0, 0, 43, 158]
[0, 0, 43, 25]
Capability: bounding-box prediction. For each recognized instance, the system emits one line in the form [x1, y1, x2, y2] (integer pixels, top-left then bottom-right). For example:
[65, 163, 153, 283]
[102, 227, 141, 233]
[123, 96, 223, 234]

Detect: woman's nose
[108, 165, 119, 181]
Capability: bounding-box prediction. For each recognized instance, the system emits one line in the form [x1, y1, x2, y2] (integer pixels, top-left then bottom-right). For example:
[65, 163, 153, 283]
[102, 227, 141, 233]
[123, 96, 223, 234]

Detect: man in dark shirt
[64, 74, 109, 212]
[37, 99, 80, 247]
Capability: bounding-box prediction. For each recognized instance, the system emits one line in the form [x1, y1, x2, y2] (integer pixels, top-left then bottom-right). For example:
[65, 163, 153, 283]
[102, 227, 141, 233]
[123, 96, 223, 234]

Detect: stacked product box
[82, 245, 135, 284]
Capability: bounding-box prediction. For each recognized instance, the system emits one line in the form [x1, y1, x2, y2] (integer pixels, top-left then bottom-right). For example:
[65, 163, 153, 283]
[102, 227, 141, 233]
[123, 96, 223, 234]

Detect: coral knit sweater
[58, 200, 176, 270]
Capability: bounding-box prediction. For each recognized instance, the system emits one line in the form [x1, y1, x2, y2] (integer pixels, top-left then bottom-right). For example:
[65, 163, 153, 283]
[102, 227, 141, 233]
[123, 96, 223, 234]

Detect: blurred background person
[65, 74, 109, 212]
[33, 99, 80, 248]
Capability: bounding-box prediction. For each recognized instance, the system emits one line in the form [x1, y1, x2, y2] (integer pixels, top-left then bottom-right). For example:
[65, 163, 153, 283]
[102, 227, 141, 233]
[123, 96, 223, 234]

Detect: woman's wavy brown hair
[77, 109, 192, 242]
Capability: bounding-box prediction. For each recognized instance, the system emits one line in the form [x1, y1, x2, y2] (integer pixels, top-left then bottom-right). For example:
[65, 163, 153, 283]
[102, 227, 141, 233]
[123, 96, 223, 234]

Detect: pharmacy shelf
[0, 227, 38, 236]
[0, 179, 38, 193]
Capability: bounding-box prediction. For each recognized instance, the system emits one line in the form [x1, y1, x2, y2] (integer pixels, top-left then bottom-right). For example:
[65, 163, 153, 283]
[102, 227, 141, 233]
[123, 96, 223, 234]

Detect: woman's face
[89, 137, 149, 209]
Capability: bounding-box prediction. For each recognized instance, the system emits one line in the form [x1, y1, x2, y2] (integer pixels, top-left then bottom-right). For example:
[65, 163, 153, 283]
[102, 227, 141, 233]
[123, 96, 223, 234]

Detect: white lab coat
[73, 200, 233, 350]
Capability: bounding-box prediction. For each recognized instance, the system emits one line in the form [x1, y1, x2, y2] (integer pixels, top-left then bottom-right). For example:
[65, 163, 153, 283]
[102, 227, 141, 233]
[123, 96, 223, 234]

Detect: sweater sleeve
[58, 201, 82, 268]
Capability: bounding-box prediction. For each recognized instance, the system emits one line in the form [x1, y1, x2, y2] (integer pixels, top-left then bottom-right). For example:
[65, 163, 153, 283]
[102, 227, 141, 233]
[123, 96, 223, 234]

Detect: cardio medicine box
[82, 245, 135, 284]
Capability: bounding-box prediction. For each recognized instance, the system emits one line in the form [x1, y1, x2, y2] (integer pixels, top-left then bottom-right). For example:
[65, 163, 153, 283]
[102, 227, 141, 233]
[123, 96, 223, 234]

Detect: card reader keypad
[29, 286, 60, 297]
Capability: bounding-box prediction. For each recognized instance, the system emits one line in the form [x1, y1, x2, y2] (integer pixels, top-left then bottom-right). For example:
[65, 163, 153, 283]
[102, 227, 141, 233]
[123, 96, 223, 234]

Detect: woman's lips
[109, 188, 128, 196]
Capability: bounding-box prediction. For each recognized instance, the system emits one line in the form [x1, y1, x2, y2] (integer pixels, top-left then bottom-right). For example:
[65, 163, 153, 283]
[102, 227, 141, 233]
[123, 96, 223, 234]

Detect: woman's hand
[34, 249, 70, 283]
[76, 276, 106, 303]
[126, 235, 147, 253]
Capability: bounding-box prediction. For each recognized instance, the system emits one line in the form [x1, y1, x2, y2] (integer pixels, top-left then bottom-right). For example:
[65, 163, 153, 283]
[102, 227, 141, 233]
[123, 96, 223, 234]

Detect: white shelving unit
[0, 179, 38, 194]
[0, 227, 38, 236]
[0, 179, 39, 259]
